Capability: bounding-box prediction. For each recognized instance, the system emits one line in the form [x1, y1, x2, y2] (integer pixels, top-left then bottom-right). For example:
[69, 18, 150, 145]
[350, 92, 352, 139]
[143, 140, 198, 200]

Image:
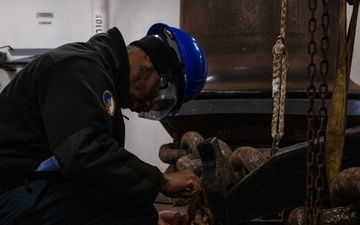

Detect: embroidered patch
[103, 90, 115, 116]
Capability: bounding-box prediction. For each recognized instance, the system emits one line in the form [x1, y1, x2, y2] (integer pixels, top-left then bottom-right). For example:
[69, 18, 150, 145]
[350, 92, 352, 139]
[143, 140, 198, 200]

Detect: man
[0, 23, 207, 224]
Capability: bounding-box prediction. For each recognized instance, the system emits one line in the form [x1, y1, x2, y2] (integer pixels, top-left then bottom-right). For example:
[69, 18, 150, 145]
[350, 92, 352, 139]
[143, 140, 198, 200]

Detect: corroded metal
[166, 132, 234, 178]
[282, 167, 360, 224]
[229, 146, 266, 174]
[217, 139, 233, 161]
[284, 204, 360, 225]
[331, 167, 360, 207]
[197, 137, 236, 224]
[180, 131, 204, 158]
[198, 126, 360, 224]
[176, 154, 202, 176]
[158, 143, 188, 164]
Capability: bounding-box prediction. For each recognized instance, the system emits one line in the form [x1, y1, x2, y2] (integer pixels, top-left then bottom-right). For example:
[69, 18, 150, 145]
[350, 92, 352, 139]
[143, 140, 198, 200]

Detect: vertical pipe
[92, 0, 108, 34]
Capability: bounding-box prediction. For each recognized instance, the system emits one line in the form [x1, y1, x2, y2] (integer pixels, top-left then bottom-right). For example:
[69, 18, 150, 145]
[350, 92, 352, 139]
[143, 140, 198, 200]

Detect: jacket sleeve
[35, 52, 164, 206]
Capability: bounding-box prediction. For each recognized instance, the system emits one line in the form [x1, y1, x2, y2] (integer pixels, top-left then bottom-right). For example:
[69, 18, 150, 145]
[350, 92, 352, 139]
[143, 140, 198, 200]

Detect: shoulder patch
[103, 90, 115, 116]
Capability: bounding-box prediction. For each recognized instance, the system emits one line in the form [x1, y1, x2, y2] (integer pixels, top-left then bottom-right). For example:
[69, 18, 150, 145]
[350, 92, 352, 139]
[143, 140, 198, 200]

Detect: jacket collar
[88, 27, 130, 106]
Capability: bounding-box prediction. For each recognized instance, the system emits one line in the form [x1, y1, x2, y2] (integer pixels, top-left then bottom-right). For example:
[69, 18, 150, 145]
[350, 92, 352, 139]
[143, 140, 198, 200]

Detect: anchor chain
[306, 0, 329, 224]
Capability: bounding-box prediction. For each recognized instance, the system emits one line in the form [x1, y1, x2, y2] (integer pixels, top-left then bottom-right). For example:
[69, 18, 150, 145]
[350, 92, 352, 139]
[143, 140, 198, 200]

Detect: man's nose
[144, 100, 154, 112]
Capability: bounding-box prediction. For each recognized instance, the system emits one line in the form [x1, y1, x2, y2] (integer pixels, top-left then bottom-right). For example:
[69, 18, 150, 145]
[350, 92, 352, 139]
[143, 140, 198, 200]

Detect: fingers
[158, 216, 169, 225]
[159, 210, 180, 222]
[159, 210, 189, 225]
[185, 176, 202, 196]
[183, 175, 204, 205]
[160, 169, 203, 202]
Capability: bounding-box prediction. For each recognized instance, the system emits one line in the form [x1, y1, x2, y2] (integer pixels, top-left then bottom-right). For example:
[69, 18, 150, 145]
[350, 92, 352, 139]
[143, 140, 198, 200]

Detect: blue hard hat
[147, 23, 208, 116]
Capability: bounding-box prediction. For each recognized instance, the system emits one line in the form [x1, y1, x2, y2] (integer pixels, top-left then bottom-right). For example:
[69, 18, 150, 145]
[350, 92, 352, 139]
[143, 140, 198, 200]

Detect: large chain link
[306, 0, 329, 224]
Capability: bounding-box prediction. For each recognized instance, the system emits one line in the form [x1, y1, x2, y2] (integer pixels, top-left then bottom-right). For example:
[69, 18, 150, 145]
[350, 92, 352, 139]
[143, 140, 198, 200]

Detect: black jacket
[0, 27, 164, 206]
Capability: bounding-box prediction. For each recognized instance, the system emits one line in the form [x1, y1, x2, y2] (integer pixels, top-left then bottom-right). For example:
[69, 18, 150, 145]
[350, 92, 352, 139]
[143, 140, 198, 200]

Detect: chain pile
[159, 131, 267, 224]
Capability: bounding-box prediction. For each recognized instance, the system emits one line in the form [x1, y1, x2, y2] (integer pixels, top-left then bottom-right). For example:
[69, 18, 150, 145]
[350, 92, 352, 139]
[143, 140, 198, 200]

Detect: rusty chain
[305, 0, 317, 223]
[315, 0, 329, 222]
[188, 189, 214, 225]
[306, 0, 329, 224]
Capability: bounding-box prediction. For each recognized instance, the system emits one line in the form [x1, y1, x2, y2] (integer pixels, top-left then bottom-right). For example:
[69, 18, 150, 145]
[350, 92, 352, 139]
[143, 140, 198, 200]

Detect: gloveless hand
[160, 169, 202, 204]
[158, 210, 189, 225]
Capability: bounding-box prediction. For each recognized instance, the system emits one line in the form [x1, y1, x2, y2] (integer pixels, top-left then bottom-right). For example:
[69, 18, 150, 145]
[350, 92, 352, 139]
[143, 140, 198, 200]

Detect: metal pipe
[92, 0, 108, 34]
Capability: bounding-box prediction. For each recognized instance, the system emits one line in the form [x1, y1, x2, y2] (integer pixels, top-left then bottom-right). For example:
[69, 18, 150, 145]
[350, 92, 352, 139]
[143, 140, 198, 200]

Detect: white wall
[348, 5, 360, 84]
[0, 0, 177, 172]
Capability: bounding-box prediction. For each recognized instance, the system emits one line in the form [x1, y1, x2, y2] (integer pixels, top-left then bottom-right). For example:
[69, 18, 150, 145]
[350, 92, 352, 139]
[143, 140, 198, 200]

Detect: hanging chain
[271, 0, 289, 155]
[315, 0, 329, 222]
[306, 0, 329, 224]
[305, 0, 317, 224]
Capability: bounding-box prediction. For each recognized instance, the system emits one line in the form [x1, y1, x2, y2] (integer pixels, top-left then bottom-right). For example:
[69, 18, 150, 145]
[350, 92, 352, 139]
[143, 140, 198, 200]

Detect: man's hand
[158, 210, 189, 225]
[160, 169, 202, 204]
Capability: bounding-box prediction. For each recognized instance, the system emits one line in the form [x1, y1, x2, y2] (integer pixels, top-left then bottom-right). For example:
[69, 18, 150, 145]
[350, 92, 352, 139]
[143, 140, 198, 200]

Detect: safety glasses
[140, 74, 178, 120]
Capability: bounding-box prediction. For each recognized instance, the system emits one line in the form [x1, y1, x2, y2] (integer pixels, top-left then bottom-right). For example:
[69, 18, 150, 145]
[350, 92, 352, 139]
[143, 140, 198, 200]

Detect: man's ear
[146, 55, 151, 62]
